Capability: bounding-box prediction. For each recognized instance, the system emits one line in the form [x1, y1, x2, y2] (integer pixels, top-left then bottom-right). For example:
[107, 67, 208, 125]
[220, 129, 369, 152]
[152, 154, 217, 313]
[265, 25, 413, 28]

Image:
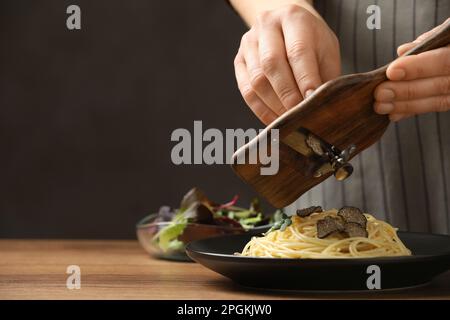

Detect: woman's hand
[233, 4, 341, 125]
[374, 19, 450, 122]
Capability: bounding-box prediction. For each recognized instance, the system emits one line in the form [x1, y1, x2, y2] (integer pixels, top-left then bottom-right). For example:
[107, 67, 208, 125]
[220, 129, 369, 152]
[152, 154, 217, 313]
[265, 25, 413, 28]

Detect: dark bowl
[136, 213, 271, 261]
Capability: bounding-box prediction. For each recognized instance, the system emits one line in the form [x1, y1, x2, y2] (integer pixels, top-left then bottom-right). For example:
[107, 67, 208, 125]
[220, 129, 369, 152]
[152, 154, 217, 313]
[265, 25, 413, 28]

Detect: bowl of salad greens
[136, 187, 282, 261]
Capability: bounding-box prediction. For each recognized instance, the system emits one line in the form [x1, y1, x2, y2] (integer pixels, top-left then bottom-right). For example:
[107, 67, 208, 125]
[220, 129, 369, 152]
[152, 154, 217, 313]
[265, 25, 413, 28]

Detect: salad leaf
[183, 202, 214, 223]
[151, 188, 280, 254]
[166, 239, 185, 251]
[180, 187, 209, 211]
[230, 209, 254, 219]
[239, 213, 263, 229]
[271, 209, 286, 223]
[214, 216, 244, 229]
[215, 195, 239, 211]
[154, 212, 188, 252]
[250, 198, 261, 213]
[265, 209, 293, 234]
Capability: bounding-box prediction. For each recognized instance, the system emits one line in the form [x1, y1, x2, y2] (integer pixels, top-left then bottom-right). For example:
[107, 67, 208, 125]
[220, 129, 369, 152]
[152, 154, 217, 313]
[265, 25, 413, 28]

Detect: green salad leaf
[166, 239, 185, 251]
[154, 212, 188, 252]
[239, 213, 263, 229]
[150, 188, 285, 254]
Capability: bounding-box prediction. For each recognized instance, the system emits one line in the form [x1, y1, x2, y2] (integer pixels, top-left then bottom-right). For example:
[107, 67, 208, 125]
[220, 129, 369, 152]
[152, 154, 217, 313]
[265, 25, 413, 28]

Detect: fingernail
[389, 114, 404, 122]
[375, 102, 394, 114]
[397, 44, 414, 56]
[377, 88, 396, 102]
[305, 89, 314, 98]
[397, 44, 409, 53]
[390, 68, 406, 80]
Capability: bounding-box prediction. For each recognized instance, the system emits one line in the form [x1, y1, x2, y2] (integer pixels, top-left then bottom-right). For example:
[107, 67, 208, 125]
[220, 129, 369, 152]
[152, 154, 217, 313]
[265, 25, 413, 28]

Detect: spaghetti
[240, 209, 411, 258]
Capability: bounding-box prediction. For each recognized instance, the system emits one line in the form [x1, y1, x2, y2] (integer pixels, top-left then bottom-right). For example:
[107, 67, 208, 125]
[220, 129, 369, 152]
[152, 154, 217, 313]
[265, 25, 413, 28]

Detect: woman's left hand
[374, 19, 450, 122]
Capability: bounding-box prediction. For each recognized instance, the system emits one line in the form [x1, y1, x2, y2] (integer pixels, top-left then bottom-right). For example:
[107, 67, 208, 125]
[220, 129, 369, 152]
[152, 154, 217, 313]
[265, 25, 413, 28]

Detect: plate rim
[186, 231, 450, 264]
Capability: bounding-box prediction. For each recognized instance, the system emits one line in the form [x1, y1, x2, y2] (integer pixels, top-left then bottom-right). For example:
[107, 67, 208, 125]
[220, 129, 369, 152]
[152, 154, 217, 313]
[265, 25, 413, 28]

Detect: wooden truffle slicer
[232, 20, 450, 208]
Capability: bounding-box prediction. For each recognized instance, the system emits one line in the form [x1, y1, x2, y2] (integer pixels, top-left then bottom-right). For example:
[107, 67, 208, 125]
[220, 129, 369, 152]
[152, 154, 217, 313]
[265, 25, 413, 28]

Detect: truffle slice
[317, 216, 345, 239]
[296, 206, 323, 217]
[306, 134, 324, 156]
[338, 206, 367, 228]
[344, 222, 368, 238]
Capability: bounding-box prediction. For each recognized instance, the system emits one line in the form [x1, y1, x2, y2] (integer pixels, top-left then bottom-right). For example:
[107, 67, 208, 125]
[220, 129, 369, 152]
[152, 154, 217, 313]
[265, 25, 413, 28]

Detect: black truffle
[344, 222, 369, 238]
[317, 216, 345, 239]
[296, 206, 323, 217]
[306, 134, 324, 156]
[338, 206, 367, 228]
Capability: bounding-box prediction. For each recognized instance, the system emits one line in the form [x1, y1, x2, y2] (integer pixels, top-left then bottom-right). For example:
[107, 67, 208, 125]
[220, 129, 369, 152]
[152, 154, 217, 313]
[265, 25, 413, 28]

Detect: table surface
[0, 239, 449, 300]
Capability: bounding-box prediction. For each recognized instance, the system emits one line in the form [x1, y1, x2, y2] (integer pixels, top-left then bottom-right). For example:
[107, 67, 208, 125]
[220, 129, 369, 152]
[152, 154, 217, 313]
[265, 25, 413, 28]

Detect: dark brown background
[0, 0, 272, 238]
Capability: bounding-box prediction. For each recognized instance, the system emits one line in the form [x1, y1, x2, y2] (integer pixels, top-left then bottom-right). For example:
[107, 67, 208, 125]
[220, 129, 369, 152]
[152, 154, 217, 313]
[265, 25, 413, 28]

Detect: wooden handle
[371, 19, 450, 80]
[231, 20, 450, 209]
[405, 19, 450, 56]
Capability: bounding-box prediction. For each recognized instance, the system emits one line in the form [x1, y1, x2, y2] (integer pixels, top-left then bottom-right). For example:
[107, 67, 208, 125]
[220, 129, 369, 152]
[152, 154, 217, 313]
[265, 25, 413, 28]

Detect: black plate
[186, 232, 450, 291]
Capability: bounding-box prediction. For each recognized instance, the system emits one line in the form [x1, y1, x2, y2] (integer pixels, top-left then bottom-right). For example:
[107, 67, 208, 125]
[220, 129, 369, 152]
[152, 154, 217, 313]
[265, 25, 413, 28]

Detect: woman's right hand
[234, 4, 341, 124]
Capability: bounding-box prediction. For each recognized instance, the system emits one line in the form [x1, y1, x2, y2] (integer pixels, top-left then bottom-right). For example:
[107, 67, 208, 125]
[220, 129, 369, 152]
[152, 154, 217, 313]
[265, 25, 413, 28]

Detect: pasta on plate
[239, 208, 412, 259]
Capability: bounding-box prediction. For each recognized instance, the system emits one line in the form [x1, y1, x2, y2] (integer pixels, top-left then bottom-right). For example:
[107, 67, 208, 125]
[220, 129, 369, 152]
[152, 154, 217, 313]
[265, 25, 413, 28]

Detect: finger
[241, 31, 286, 115]
[387, 47, 450, 81]
[317, 42, 341, 82]
[397, 42, 415, 56]
[375, 76, 450, 102]
[234, 51, 278, 125]
[374, 94, 450, 115]
[389, 113, 414, 122]
[281, 14, 323, 97]
[257, 14, 302, 109]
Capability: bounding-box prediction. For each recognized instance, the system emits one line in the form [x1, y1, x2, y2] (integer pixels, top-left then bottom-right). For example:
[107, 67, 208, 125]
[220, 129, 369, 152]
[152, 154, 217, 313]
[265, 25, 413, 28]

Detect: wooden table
[0, 240, 449, 300]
